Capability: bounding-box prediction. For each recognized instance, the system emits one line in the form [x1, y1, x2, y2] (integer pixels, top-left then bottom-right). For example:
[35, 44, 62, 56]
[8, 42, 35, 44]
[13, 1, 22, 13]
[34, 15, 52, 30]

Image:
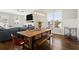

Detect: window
[53, 12, 62, 28]
[48, 11, 62, 28]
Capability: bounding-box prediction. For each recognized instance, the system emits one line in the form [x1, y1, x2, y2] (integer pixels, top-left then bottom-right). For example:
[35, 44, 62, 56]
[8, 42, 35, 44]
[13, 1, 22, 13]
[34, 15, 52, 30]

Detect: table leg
[32, 37, 35, 50]
[49, 30, 51, 46]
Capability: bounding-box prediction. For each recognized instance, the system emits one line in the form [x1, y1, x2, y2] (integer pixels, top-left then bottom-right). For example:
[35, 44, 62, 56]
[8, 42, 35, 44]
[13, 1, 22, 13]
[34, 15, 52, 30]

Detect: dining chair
[11, 34, 28, 50]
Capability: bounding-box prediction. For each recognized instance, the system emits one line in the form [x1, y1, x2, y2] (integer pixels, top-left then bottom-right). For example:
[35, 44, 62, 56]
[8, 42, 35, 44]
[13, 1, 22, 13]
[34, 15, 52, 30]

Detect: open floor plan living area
[0, 9, 79, 50]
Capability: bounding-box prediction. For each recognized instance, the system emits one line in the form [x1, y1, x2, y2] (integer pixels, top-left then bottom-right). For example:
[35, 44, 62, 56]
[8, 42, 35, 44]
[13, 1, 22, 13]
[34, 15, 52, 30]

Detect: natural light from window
[48, 11, 62, 28]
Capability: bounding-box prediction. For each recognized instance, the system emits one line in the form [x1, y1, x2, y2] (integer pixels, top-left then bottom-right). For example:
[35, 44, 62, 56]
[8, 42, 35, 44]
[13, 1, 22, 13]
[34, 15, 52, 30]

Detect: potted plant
[37, 21, 42, 30]
[54, 20, 61, 28]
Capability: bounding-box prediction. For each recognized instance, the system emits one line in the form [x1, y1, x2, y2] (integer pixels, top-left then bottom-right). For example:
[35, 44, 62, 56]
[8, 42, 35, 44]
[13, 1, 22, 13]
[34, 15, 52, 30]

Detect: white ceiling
[0, 9, 63, 15]
[0, 9, 35, 15]
[34, 9, 63, 14]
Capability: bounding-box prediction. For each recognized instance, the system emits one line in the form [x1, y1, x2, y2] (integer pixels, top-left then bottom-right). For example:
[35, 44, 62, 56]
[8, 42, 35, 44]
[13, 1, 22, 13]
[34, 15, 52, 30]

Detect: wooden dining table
[17, 29, 51, 50]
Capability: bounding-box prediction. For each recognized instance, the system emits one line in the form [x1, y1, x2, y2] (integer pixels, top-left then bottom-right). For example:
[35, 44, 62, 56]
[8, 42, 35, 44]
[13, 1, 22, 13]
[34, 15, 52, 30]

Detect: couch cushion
[0, 31, 11, 42]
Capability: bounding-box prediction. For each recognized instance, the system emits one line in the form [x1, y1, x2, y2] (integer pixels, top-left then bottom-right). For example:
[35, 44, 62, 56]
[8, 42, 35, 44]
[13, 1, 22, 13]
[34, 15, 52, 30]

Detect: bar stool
[70, 28, 77, 41]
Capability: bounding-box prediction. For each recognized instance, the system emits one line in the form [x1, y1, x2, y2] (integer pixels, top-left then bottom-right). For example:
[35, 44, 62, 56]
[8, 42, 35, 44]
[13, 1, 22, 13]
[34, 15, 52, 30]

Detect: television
[26, 14, 33, 20]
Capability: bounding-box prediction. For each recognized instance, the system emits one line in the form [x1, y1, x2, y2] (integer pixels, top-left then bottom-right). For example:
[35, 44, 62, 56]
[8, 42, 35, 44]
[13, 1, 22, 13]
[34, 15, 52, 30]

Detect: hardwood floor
[51, 34, 79, 50]
[31, 34, 79, 50]
[35, 34, 79, 50]
[0, 34, 79, 50]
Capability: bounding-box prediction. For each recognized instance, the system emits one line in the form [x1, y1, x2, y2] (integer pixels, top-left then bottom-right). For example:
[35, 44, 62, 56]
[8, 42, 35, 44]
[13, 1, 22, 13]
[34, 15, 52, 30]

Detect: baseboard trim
[52, 33, 64, 36]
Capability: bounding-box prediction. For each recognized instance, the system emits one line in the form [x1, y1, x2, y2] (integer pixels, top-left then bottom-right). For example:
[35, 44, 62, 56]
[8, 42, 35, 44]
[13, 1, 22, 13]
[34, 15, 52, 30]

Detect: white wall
[62, 9, 77, 28]
[77, 10, 79, 40]
[0, 10, 38, 28]
[0, 12, 26, 28]
[60, 9, 77, 35]
[33, 10, 48, 28]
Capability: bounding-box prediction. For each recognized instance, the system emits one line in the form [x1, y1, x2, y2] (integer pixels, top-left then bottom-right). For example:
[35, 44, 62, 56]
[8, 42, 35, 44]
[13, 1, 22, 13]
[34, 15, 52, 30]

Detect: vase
[38, 26, 41, 30]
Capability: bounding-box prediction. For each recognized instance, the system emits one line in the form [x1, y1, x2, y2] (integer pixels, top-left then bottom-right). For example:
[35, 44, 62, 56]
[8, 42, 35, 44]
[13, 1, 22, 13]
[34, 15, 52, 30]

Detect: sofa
[0, 27, 27, 42]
